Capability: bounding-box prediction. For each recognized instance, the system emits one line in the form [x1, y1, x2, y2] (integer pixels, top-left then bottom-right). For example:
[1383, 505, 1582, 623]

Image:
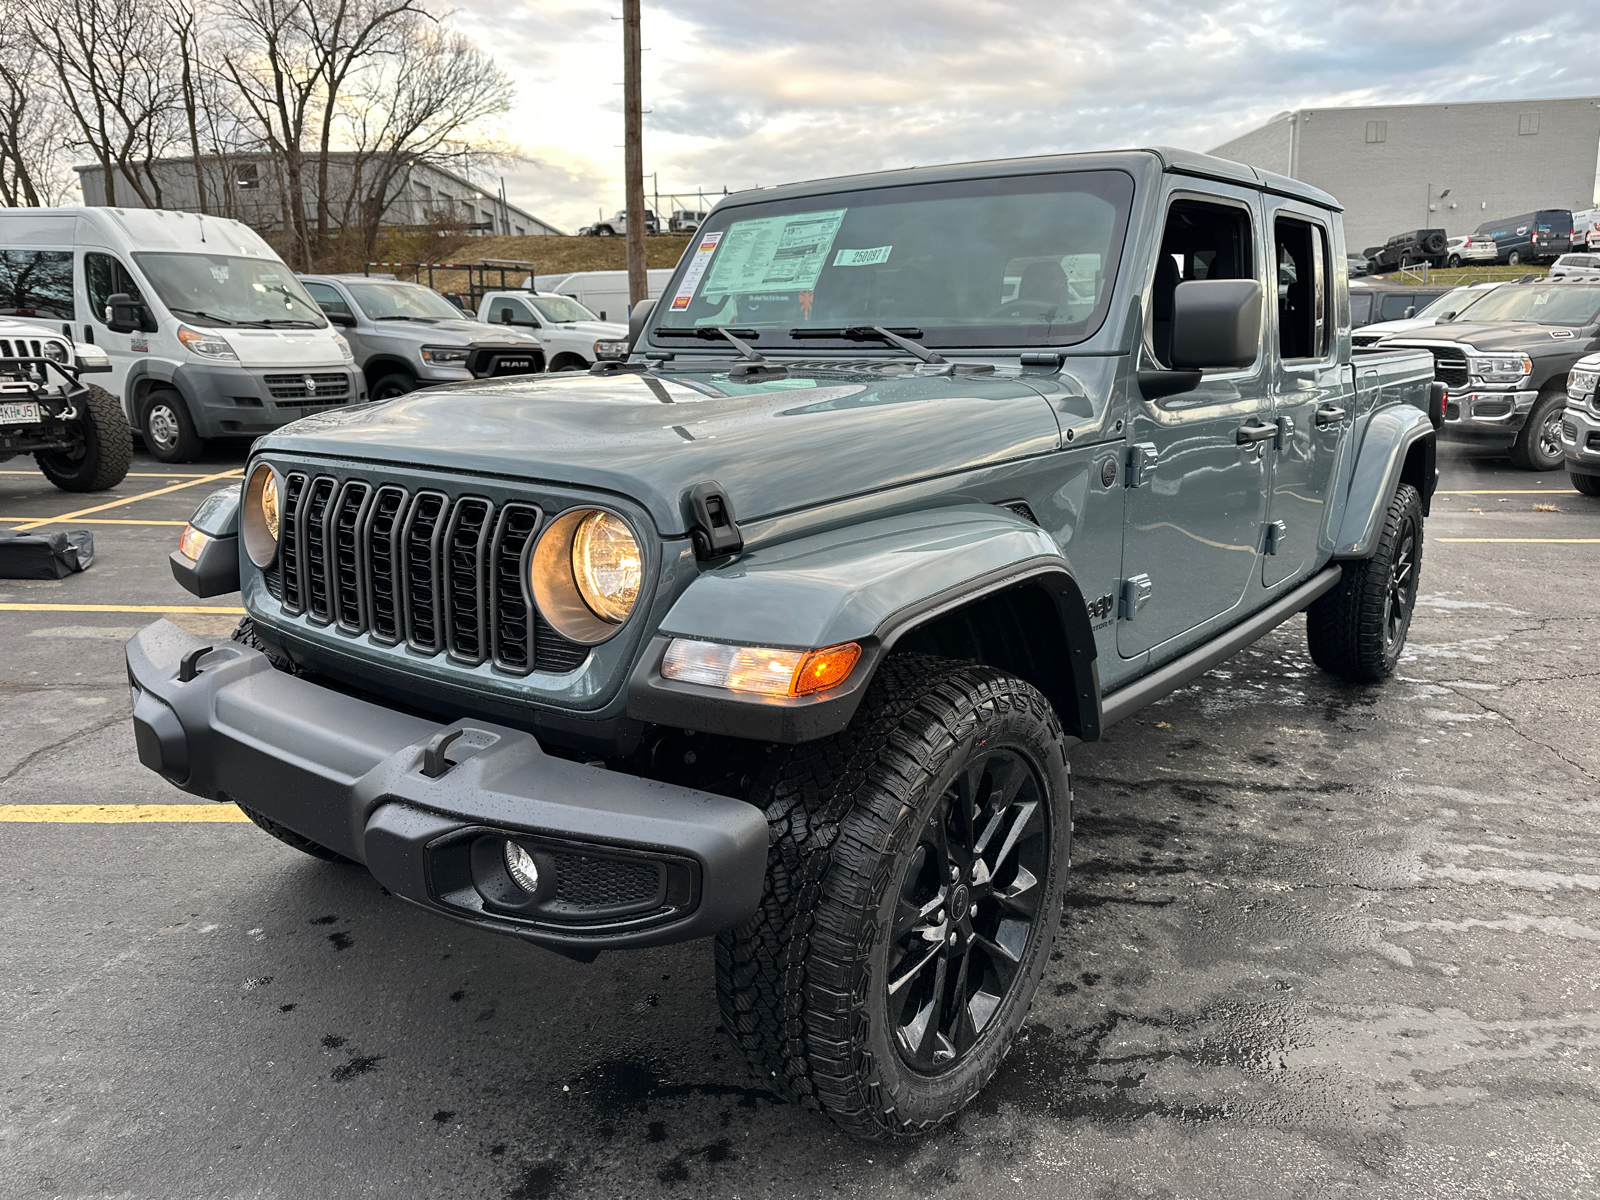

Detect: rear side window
[84, 252, 144, 321]
[0, 250, 75, 320]
[1273, 216, 1329, 360]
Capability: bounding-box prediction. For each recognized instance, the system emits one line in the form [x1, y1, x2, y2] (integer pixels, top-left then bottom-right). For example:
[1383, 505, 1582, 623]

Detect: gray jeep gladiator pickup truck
[128, 147, 1438, 1138]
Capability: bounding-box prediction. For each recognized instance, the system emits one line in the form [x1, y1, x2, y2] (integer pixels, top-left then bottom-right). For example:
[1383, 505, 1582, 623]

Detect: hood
[0, 317, 64, 341]
[1357, 316, 1438, 338]
[1395, 321, 1593, 355]
[260, 363, 1064, 534]
[380, 318, 544, 347]
[214, 326, 347, 369]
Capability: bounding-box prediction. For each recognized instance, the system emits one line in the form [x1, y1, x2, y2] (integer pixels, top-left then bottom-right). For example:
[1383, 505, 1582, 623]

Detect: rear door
[1263, 201, 1345, 587]
[1118, 182, 1273, 659]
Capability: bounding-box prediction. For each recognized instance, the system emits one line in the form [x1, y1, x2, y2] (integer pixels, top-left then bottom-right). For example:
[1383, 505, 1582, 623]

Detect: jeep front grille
[264, 472, 587, 674]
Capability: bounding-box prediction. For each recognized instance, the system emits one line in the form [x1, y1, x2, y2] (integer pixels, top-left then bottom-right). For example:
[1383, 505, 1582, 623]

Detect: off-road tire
[142, 388, 204, 463]
[1508, 385, 1567, 471]
[1571, 471, 1600, 496]
[1307, 483, 1424, 682]
[715, 654, 1071, 1139]
[228, 618, 350, 861]
[35, 384, 132, 491]
[369, 372, 416, 401]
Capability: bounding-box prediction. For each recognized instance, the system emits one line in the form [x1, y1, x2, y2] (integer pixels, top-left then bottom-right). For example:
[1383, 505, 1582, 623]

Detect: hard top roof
[710, 147, 1341, 213]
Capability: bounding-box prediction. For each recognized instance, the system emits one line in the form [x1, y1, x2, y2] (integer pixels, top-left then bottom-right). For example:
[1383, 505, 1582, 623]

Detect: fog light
[503, 840, 539, 892]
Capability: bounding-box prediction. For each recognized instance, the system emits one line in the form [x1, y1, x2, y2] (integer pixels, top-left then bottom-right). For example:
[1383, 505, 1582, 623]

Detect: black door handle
[1236, 420, 1278, 444]
[1314, 404, 1347, 427]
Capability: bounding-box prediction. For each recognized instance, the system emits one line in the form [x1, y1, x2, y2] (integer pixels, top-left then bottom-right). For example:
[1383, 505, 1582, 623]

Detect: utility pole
[623, 0, 647, 308]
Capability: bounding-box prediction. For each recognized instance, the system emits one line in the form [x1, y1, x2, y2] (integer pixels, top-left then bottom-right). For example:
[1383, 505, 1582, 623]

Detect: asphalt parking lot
[2, 443, 1597, 1200]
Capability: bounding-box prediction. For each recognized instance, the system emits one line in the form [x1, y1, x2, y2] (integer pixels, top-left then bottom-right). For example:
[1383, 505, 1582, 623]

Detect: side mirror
[326, 311, 355, 328]
[1404, 305, 1417, 319]
[1170, 280, 1262, 370]
[627, 296, 656, 352]
[105, 292, 151, 335]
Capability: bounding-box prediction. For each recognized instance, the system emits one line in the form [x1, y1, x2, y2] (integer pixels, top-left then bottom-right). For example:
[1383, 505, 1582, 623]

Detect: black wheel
[716, 654, 1071, 1139]
[1307, 483, 1423, 682]
[1508, 385, 1566, 471]
[35, 384, 132, 491]
[1508, 250, 1522, 266]
[1571, 471, 1600, 496]
[1447, 254, 1462, 268]
[369, 372, 416, 401]
[142, 388, 204, 463]
[548, 354, 587, 372]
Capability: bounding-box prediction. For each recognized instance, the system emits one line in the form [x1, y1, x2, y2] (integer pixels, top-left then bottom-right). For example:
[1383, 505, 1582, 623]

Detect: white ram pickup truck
[476, 291, 631, 371]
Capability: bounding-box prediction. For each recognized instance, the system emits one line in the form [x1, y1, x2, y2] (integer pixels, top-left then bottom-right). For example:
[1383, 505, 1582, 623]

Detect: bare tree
[25, 0, 184, 207]
[164, 0, 209, 212]
[0, 29, 73, 206]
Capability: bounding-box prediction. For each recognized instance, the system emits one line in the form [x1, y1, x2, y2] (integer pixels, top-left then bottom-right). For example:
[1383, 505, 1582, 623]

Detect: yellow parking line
[10, 469, 241, 532]
[1436, 538, 1600, 543]
[0, 517, 187, 526]
[0, 804, 250, 823]
[0, 603, 244, 613]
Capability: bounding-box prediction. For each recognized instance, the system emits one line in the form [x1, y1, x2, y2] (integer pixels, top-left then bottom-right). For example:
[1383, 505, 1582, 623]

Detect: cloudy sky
[450, 1, 1600, 233]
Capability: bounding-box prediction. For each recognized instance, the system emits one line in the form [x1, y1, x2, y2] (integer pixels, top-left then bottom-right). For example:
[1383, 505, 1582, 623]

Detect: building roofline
[1270, 95, 1600, 119]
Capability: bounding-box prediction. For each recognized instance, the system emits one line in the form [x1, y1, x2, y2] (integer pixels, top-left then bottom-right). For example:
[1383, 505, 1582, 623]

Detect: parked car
[1387, 279, 1600, 470]
[1349, 281, 1454, 328]
[297, 274, 546, 400]
[580, 209, 660, 237]
[1548, 253, 1600, 281]
[668, 209, 708, 234]
[1572, 209, 1596, 251]
[1560, 352, 1600, 494]
[1475, 209, 1573, 265]
[0, 317, 129, 491]
[1368, 228, 1449, 272]
[476, 290, 630, 371]
[1347, 252, 1370, 277]
[0, 206, 358, 463]
[140, 146, 1440, 1140]
[1350, 282, 1503, 346]
[1446, 234, 1498, 267]
[526, 268, 677, 322]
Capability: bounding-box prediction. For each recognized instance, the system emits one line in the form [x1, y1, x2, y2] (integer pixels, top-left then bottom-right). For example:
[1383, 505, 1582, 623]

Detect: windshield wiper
[255, 319, 322, 328]
[652, 325, 786, 378]
[788, 326, 946, 363]
[374, 314, 437, 323]
[168, 307, 241, 326]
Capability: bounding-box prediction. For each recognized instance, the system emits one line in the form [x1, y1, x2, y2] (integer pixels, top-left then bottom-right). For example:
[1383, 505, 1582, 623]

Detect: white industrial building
[73, 154, 563, 238]
[1209, 97, 1600, 253]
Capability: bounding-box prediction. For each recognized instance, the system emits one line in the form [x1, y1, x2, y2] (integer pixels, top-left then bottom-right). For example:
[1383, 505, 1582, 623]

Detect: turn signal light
[178, 524, 209, 562]
[662, 638, 863, 697]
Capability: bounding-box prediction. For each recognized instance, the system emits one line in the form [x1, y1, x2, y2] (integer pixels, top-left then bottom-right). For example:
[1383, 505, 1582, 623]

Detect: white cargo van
[0, 208, 359, 462]
[526, 269, 675, 322]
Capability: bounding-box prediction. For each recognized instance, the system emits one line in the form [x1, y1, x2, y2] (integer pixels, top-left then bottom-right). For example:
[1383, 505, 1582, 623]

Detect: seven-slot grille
[265, 372, 351, 402]
[264, 472, 589, 674]
[0, 338, 47, 359]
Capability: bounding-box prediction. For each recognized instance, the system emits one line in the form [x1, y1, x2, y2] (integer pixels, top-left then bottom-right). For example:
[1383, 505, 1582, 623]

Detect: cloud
[454, 0, 1600, 230]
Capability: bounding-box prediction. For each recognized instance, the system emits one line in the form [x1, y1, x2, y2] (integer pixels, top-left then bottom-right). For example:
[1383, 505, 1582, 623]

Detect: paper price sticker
[833, 245, 892, 267]
[670, 231, 723, 310]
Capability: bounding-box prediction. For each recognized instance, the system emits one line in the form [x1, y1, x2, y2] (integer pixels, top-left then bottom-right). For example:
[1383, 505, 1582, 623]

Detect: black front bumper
[126, 620, 768, 956]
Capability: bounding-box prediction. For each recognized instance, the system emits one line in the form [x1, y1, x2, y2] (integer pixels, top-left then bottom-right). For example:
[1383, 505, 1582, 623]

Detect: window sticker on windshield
[701, 209, 846, 296]
[833, 245, 892, 267]
[670, 231, 722, 311]
[210, 265, 229, 283]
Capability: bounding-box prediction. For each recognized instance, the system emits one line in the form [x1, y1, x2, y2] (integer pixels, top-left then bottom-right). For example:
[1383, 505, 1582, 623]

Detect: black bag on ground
[0, 529, 95, 579]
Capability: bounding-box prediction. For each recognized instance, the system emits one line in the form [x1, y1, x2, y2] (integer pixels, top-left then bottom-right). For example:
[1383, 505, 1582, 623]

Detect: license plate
[0, 401, 41, 424]
[494, 358, 535, 375]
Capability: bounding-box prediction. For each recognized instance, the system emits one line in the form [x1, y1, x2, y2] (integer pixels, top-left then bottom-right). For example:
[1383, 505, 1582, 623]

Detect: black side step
[1099, 566, 1343, 729]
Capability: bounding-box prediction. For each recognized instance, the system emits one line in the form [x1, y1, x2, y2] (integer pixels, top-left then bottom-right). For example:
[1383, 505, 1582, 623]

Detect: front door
[80, 250, 146, 420]
[1264, 203, 1346, 587]
[1118, 185, 1273, 659]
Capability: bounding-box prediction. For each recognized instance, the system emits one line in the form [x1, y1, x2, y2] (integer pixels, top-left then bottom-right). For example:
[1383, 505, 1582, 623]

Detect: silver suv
[298, 275, 545, 400]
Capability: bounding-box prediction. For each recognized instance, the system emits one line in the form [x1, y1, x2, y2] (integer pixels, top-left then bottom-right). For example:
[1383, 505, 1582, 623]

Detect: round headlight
[242, 463, 282, 568]
[529, 508, 644, 645]
[42, 341, 69, 364]
[571, 511, 640, 623]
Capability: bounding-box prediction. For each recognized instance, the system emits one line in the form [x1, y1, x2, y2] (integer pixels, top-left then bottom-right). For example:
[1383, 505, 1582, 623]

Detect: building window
[236, 162, 259, 190]
[1365, 120, 1386, 144]
[1519, 112, 1540, 136]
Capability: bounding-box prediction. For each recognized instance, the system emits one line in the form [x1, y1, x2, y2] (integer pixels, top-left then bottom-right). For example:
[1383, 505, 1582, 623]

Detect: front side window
[1150, 197, 1255, 369]
[133, 253, 326, 327]
[1379, 293, 1416, 322]
[489, 296, 535, 325]
[0, 250, 75, 320]
[530, 295, 599, 323]
[300, 281, 353, 319]
[652, 170, 1135, 350]
[344, 281, 467, 322]
[85, 252, 143, 321]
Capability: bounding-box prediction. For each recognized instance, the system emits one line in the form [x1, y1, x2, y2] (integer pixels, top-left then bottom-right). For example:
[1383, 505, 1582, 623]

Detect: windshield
[651, 170, 1135, 350]
[133, 254, 325, 326]
[345, 280, 469, 321]
[1454, 284, 1600, 327]
[1415, 287, 1497, 319]
[531, 295, 600, 323]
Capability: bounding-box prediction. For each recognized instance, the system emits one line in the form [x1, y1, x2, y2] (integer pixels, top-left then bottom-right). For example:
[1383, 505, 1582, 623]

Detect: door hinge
[1263, 520, 1287, 555]
[1275, 415, 1295, 449]
[1119, 574, 1153, 619]
[1125, 443, 1158, 488]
